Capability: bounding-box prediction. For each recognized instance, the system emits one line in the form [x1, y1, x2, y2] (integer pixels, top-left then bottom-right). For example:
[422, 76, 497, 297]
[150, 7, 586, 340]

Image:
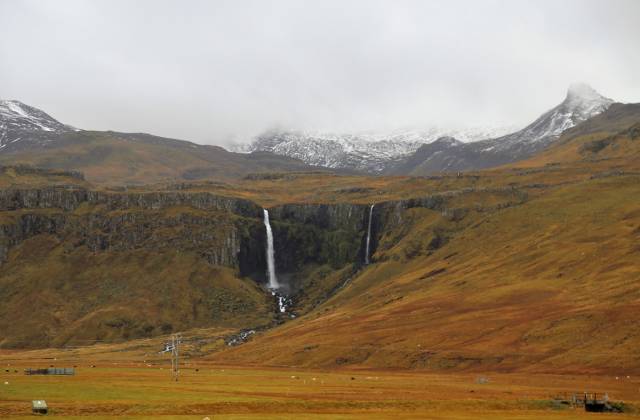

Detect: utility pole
[159, 333, 182, 382]
[171, 333, 181, 382]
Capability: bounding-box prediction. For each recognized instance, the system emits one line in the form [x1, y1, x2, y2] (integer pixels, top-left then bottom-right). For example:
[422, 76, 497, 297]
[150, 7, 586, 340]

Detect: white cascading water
[263, 209, 280, 289]
[365, 204, 374, 265]
[277, 296, 286, 313]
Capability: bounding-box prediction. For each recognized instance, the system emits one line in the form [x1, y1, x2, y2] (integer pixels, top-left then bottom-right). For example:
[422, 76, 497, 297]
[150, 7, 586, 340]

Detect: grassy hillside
[204, 108, 640, 373]
[0, 131, 325, 185]
[0, 199, 275, 348]
[2, 149, 639, 371]
[210, 172, 640, 373]
[0, 237, 273, 348]
[0, 165, 88, 189]
[0, 106, 639, 374]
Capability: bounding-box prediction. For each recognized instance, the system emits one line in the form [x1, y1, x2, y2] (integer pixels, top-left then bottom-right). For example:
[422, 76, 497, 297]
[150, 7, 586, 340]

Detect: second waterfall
[365, 204, 374, 265]
[263, 209, 280, 289]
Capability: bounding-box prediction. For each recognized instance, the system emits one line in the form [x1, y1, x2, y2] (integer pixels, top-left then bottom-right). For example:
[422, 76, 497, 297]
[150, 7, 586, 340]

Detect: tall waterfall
[365, 204, 374, 265]
[263, 209, 280, 289]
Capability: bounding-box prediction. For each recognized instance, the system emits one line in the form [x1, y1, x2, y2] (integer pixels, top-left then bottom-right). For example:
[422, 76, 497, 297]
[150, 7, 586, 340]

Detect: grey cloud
[1, 0, 639, 145]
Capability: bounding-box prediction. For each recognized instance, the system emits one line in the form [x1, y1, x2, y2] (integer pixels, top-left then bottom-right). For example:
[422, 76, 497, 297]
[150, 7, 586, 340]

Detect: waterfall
[263, 209, 279, 289]
[277, 295, 286, 313]
[365, 204, 374, 265]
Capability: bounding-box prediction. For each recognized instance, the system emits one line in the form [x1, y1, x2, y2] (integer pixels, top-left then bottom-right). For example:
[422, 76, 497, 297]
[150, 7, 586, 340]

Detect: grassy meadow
[1, 349, 639, 419]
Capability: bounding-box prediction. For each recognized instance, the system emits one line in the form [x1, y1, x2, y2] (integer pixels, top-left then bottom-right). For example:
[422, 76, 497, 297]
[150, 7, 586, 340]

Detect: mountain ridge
[0, 84, 621, 184]
[233, 84, 615, 174]
[388, 84, 616, 175]
[235, 126, 518, 172]
[0, 102, 331, 184]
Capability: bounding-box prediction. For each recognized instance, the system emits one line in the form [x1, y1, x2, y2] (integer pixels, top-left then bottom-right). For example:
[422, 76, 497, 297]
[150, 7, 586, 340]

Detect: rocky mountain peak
[563, 83, 614, 113]
[493, 83, 615, 151]
[0, 99, 71, 131]
[0, 98, 75, 150]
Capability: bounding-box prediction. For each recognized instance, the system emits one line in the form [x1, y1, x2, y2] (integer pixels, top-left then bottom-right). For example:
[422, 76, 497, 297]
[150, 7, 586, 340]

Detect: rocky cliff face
[268, 203, 371, 278]
[0, 188, 262, 215]
[0, 188, 266, 271]
[0, 183, 530, 348]
[0, 189, 372, 284]
[0, 209, 247, 267]
[266, 186, 528, 279]
[0, 185, 530, 274]
[0, 188, 273, 348]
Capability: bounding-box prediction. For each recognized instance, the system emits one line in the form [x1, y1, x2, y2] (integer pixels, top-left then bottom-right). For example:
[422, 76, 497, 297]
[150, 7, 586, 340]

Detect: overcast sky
[1, 0, 639, 145]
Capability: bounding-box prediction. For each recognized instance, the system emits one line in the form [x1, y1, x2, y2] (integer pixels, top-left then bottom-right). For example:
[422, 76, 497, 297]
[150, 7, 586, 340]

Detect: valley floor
[1, 349, 639, 419]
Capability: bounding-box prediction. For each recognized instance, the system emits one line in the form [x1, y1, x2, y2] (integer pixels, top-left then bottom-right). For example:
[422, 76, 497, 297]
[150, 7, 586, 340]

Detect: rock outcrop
[0, 186, 528, 273]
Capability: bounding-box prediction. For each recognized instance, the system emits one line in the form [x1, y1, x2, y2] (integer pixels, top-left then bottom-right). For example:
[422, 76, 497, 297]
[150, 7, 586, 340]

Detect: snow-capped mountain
[236, 126, 517, 173]
[483, 83, 614, 155]
[238, 84, 613, 174]
[1, 83, 614, 177]
[0, 99, 75, 151]
[390, 83, 615, 175]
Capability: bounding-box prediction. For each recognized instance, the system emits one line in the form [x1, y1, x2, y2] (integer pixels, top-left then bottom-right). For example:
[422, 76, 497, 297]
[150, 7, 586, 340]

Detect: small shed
[32, 400, 48, 415]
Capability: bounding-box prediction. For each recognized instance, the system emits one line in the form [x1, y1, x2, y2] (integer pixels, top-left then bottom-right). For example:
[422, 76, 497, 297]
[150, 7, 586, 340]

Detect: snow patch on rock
[235, 126, 517, 173]
[0, 99, 75, 149]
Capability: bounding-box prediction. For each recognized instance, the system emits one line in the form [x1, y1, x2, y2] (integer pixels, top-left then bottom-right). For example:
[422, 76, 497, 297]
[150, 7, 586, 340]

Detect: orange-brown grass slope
[0, 165, 88, 189]
[0, 131, 318, 185]
[0, 236, 272, 348]
[150, 169, 577, 208]
[212, 174, 640, 374]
